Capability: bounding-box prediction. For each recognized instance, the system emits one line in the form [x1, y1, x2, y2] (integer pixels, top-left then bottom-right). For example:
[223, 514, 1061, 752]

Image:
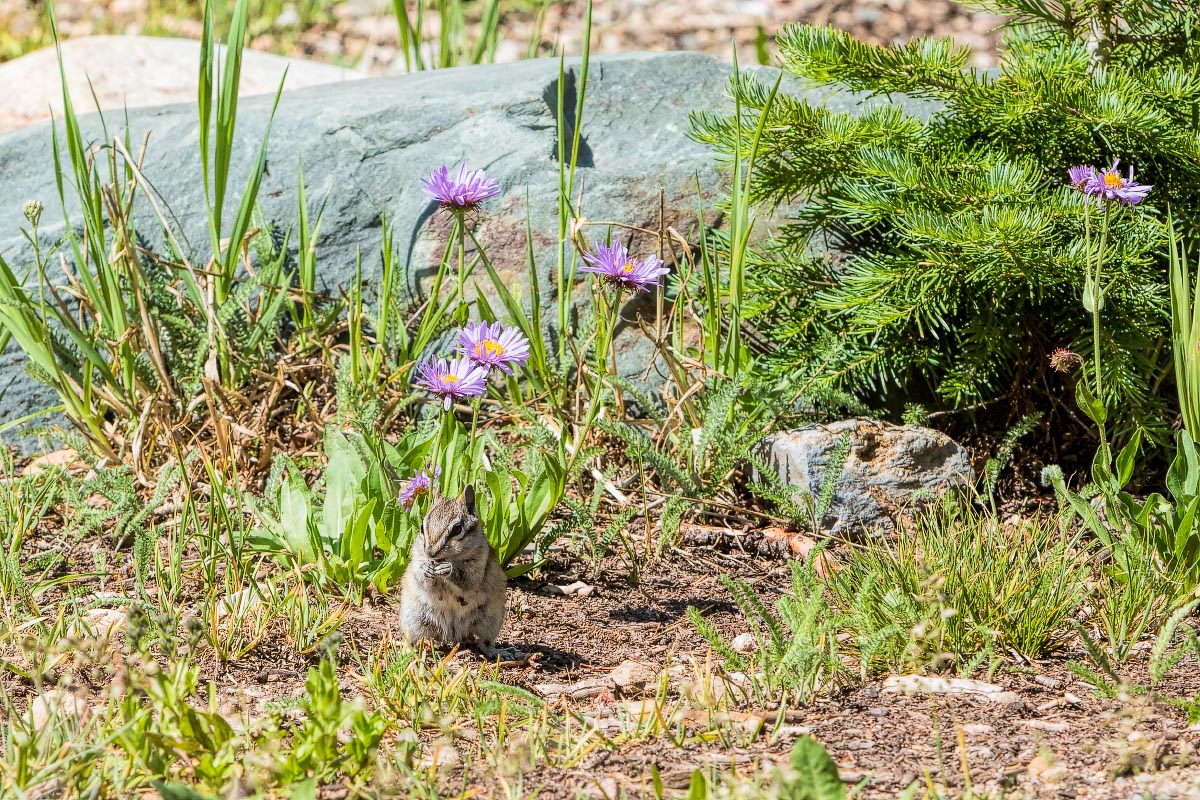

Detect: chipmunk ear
[461, 483, 476, 516]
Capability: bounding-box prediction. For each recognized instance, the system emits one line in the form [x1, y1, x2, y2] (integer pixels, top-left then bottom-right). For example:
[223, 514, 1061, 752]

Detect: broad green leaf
[322, 428, 368, 547]
[152, 781, 217, 800]
[504, 561, 542, 579]
[1174, 496, 1200, 561]
[1075, 379, 1107, 426]
[788, 735, 846, 800]
[1115, 429, 1142, 488]
[280, 465, 316, 560]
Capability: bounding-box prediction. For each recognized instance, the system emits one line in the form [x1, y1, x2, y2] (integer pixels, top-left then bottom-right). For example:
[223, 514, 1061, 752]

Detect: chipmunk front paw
[423, 560, 453, 578]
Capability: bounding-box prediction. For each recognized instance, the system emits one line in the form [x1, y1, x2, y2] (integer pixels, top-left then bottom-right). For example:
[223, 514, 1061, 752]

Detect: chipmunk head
[417, 484, 487, 563]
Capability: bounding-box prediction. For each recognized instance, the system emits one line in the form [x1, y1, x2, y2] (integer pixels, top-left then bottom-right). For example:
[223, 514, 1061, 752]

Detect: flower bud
[23, 200, 43, 227]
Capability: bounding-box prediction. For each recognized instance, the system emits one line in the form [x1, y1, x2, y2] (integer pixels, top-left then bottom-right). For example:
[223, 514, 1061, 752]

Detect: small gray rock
[761, 418, 973, 535]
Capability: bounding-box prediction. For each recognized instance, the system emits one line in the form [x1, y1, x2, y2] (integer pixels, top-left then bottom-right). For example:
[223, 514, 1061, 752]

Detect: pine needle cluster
[690, 1, 1200, 435]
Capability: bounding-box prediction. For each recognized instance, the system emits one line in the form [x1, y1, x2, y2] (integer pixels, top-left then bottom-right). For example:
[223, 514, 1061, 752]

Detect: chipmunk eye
[447, 520, 463, 539]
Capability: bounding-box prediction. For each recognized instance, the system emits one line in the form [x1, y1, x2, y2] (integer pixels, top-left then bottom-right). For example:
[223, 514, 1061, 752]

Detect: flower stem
[456, 210, 467, 306]
[469, 399, 481, 483]
[569, 286, 621, 473]
[1092, 204, 1112, 459]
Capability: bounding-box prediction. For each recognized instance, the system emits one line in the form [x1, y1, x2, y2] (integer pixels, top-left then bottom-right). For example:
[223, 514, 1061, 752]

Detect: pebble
[29, 690, 90, 728]
[731, 632, 756, 653]
[609, 660, 658, 694]
[4, 0, 1003, 90]
[421, 739, 460, 772]
[77, 608, 127, 638]
[1022, 720, 1072, 733]
[549, 580, 595, 596]
[589, 776, 619, 798]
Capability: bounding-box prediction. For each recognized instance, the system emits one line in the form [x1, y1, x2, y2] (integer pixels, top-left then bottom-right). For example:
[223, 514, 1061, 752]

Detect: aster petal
[421, 162, 501, 212]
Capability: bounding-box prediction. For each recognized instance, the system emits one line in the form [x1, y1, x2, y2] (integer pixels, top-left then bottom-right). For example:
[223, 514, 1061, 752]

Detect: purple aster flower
[420, 163, 501, 212]
[1083, 159, 1152, 207]
[455, 321, 531, 375]
[580, 241, 670, 292]
[414, 355, 489, 410]
[1067, 165, 1095, 190]
[399, 466, 441, 508]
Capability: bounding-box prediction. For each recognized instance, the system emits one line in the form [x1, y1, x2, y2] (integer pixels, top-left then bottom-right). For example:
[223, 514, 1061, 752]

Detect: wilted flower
[415, 355, 489, 410]
[1067, 165, 1095, 190]
[399, 466, 441, 508]
[455, 321, 531, 375]
[420, 163, 501, 212]
[22, 200, 43, 227]
[1084, 159, 1152, 207]
[580, 241, 669, 292]
[1049, 347, 1082, 373]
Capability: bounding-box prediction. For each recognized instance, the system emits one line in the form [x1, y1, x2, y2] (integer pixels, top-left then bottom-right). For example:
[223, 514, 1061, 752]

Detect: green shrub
[831, 496, 1090, 673]
[690, 2, 1200, 436]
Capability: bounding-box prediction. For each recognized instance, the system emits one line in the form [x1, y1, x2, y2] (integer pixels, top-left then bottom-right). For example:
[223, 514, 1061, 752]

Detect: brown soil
[492, 549, 1200, 800]
[1, 0, 1006, 70]
[12, 535, 1193, 799]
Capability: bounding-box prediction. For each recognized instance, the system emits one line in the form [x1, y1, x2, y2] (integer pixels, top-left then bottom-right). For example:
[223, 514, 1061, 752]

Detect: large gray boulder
[762, 419, 974, 535]
[0, 51, 941, 436]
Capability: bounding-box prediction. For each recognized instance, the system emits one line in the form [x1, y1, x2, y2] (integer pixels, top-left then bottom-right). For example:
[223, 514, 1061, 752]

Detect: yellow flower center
[622, 262, 637, 274]
[1103, 172, 1124, 189]
[476, 339, 505, 359]
[442, 374, 460, 385]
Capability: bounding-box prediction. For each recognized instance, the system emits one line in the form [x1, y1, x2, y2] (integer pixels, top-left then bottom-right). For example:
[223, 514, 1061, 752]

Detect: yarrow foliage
[420, 163, 501, 212]
[581, 241, 669, 292]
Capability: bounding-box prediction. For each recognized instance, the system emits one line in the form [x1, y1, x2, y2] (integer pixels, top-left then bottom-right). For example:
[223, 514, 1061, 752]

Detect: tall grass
[832, 497, 1090, 674]
[1169, 214, 1200, 439]
[0, 0, 289, 461]
[392, 0, 554, 71]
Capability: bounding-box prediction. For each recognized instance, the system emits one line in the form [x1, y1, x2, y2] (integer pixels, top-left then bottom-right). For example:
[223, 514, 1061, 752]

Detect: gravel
[1, 0, 1005, 71]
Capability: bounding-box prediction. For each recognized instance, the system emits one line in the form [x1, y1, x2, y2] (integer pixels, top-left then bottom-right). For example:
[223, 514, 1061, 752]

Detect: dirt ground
[491, 549, 1200, 800]
[12, 537, 1190, 799]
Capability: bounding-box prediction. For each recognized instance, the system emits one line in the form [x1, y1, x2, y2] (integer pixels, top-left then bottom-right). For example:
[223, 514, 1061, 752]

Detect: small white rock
[551, 580, 595, 596]
[216, 588, 259, 618]
[80, 608, 126, 638]
[882, 675, 1021, 704]
[609, 660, 658, 694]
[421, 739, 460, 771]
[29, 690, 90, 728]
[731, 633, 756, 653]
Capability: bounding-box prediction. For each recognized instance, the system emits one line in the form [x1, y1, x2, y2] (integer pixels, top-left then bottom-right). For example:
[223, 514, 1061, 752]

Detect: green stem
[456, 210, 467, 306]
[469, 400, 481, 484]
[1093, 204, 1112, 459]
[569, 285, 621, 473]
[435, 410, 452, 478]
